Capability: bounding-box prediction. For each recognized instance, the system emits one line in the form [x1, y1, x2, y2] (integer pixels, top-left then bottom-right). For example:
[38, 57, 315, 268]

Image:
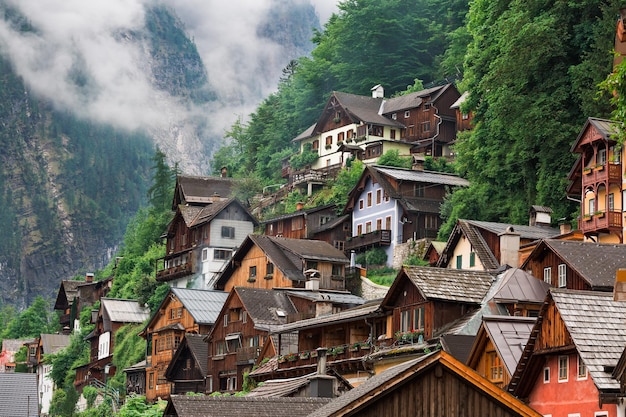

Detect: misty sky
[0, 0, 337, 172]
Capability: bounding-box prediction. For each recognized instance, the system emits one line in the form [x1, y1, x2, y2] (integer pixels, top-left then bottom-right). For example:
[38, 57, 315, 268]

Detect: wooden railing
[156, 250, 195, 282]
[580, 210, 622, 233]
[344, 230, 392, 251]
[582, 163, 621, 186]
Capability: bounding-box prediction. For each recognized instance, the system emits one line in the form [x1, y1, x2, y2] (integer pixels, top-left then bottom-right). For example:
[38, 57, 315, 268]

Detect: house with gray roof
[521, 239, 626, 291]
[164, 333, 209, 396]
[140, 287, 228, 402]
[437, 217, 560, 271]
[0, 373, 39, 417]
[490, 267, 550, 317]
[343, 165, 469, 268]
[34, 334, 71, 415]
[509, 289, 626, 416]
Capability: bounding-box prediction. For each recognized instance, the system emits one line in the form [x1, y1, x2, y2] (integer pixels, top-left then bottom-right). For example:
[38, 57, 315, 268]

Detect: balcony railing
[582, 163, 621, 186]
[236, 346, 260, 364]
[344, 230, 392, 251]
[156, 249, 195, 282]
[580, 210, 622, 233]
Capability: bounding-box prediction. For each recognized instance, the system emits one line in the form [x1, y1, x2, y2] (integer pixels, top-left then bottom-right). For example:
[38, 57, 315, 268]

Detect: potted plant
[594, 211, 605, 218]
[300, 351, 310, 360]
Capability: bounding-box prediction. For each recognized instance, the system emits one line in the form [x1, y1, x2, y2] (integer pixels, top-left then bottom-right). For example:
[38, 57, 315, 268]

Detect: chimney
[306, 276, 320, 291]
[210, 192, 221, 203]
[371, 84, 384, 99]
[615, 269, 626, 301]
[85, 273, 94, 283]
[498, 226, 520, 268]
[559, 219, 572, 235]
[309, 347, 336, 398]
[220, 166, 228, 178]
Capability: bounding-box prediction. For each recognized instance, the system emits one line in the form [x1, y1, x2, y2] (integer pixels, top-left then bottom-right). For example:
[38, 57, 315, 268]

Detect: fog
[0, 0, 337, 172]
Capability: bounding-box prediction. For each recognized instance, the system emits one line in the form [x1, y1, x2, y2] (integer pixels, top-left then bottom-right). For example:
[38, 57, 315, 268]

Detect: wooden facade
[524, 250, 591, 291]
[263, 205, 338, 240]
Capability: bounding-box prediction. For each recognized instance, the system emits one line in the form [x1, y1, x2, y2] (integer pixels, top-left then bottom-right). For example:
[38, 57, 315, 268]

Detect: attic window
[392, 113, 397, 120]
[276, 309, 286, 317]
[424, 103, 431, 111]
[404, 111, 410, 118]
[221, 226, 235, 239]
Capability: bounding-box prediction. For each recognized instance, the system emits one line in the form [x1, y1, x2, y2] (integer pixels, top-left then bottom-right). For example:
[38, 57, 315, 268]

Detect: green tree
[376, 149, 412, 169]
[147, 147, 176, 212]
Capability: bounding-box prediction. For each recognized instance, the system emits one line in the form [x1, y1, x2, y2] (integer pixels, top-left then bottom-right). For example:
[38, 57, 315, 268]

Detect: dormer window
[392, 113, 397, 120]
[404, 111, 410, 118]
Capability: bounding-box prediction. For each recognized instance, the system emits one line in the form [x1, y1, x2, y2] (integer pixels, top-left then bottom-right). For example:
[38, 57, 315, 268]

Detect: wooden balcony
[290, 164, 343, 186]
[277, 343, 372, 371]
[156, 249, 195, 282]
[236, 346, 260, 364]
[580, 211, 622, 234]
[581, 163, 621, 187]
[344, 230, 392, 251]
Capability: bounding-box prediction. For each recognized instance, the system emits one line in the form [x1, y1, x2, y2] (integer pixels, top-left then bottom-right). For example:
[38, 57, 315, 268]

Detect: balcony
[345, 230, 392, 251]
[581, 163, 621, 187]
[580, 211, 622, 234]
[236, 346, 260, 364]
[156, 249, 195, 282]
[277, 343, 372, 370]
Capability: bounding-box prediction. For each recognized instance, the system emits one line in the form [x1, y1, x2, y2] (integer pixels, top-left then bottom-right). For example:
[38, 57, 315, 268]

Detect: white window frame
[598, 148, 606, 165]
[404, 110, 410, 118]
[202, 248, 209, 262]
[543, 367, 550, 383]
[558, 355, 569, 382]
[558, 264, 567, 288]
[577, 355, 587, 380]
[543, 267, 551, 284]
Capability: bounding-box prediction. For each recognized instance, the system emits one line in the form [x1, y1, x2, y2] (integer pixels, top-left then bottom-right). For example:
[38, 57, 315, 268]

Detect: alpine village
[8, 2, 626, 417]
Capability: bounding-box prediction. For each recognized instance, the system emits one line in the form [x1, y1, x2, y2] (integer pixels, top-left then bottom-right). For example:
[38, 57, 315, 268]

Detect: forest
[2, 0, 626, 415]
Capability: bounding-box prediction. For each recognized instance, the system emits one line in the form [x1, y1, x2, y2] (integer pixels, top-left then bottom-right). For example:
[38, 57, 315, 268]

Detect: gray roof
[481, 316, 535, 376]
[171, 288, 229, 325]
[450, 90, 469, 109]
[570, 117, 621, 153]
[381, 84, 450, 114]
[528, 239, 626, 289]
[246, 373, 313, 397]
[552, 290, 626, 391]
[464, 219, 560, 241]
[402, 265, 498, 304]
[491, 268, 550, 304]
[235, 287, 297, 329]
[291, 123, 317, 143]
[175, 175, 235, 206]
[40, 333, 71, 354]
[271, 302, 380, 334]
[101, 298, 150, 324]
[285, 290, 365, 306]
[332, 91, 403, 128]
[168, 333, 208, 378]
[1, 339, 32, 353]
[165, 395, 331, 417]
[374, 165, 470, 187]
[54, 280, 82, 309]
[0, 373, 38, 416]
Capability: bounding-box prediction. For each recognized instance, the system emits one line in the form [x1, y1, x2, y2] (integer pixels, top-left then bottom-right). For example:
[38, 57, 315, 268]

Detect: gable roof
[173, 174, 235, 208]
[101, 298, 150, 323]
[381, 84, 455, 114]
[164, 395, 332, 417]
[174, 197, 258, 230]
[235, 287, 298, 330]
[570, 117, 621, 153]
[468, 316, 535, 377]
[491, 268, 550, 304]
[54, 280, 82, 310]
[271, 302, 381, 334]
[309, 350, 541, 417]
[165, 333, 208, 379]
[385, 265, 498, 305]
[170, 288, 229, 325]
[331, 91, 403, 128]
[521, 239, 626, 290]
[260, 204, 336, 225]
[375, 165, 470, 187]
[510, 289, 626, 396]
[0, 373, 39, 416]
[40, 333, 71, 354]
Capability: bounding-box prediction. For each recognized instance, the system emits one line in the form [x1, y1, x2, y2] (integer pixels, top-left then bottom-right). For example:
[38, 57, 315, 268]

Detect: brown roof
[235, 287, 297, 330]
[331, 91, 403, 128]
[570, 117, 621, 153]
[177, 198, 258, 229]
[54, 280, 82, 310]
[173, 175, 235, 208]
[165, 333, 208, 379]
[164, 395, 331, 417]
[521, 239, 626, 289]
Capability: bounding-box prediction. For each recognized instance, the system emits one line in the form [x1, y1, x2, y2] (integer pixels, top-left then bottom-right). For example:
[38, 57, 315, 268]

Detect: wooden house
[466, 316, 535, 389]
[490, 268, 550, 317]
[567, 117, 624, 243]
[343, 165, 469, 268]
[423, 240, 446, 266]
[141, 287, 228, 402]
[520, 239, 626, 291]
[157, 196, 258, 289]
[75, 298, 149, 392]
[163, 395, 331, 417]
[308, 350, 541, 417]
[215, 235, 349, 293]
[509, 289, 626, 416]
[164, 333, 208, 395]
[261, 204, 343, 242]
[53, 274, 112, 334]
[450, 90, 473, 133]
[206, 287, 297, 393]
[437, 218, 560, 270]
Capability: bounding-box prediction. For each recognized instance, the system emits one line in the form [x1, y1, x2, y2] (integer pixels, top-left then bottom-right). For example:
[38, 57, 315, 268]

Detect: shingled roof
[101, 298, 150, 324]
[173, 174, 235, 208]
[234, 287, 297, 330]
[491, 268, 550, 304]
[164, 395, 331, 417]
[521, 239, 626, 290]
[510, 289, 626, 396]
[54, 280, 82, 310]
[0, 373, 38, 416]
[170, 288, 229, 325]
[165, 333, 208, 379]
[40, 333, 71, 354]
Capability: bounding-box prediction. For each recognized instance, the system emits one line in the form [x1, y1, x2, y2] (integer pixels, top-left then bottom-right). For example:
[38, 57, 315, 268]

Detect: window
[469, 252, 476, 267]
[609, 193, 615, 211]
[365, 222, 372, 233]
[376, 189, 382, 204]
[248, 266, 257, 282]
[413, 306, 425, 331]
[227, 376, 237, 391]
[376, 218, 382, 230]
[400, 310, 411, 332]
[543, 267, 551, 284]
[390, 129, 396, 139]
[325, 136, 332, 146]
[223, 314, 229, 327]
[226, 334, 242, 352]
[216, 341, 226, 355]
[611, 146, 621, 163]
[456, 255, 462, 269]
[214, 249, 232, 260]
[577, 355, 587, 379]
[311, 140, 319, 151]
[148, 372, 154, 390]
[558, 355, 569, 382]
[598, 148, 607, 165]
[589, 198, 595, 215]
[332, 264, 342, 276]
[202, 248, 209, 262]
[462, 112, 469, 120]
[488, 351, 503, 382]
[221, 226, 235, 239]
[292, 216, 303, 230]
[409, 125, 415, 136]
[359, 199, 364, 210]
[203, 225, 209, 239]
[277, 221, 283, 234]
[338, 131, 344, 143]
[385, 216, 392, 230]
[543, 367, 550, 383]
[421, 121, 431, 133]
[357, 224, 363, 235]
[367, 192, 372, 207]
[558, 264, 566, 288]
[414, 184, 424, 197]
[392, 113, 397, 120]
[320, 216, 331, 226]
[404, 111, 410, 118]
[334, 240, 345, 251]
[265, 262, 274, 277]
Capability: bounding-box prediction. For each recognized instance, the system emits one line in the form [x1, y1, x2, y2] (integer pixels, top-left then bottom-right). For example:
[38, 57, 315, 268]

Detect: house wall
[223, 245, 297, 293]
[525, 252, 592, 291]
[527, 353, 616, 417]
[472, 338, 511, 388]
[447, 234, 484, 270]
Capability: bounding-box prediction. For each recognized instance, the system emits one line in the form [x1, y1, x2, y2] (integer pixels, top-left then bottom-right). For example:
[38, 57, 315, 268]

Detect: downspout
[430, 103, 442, 157]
